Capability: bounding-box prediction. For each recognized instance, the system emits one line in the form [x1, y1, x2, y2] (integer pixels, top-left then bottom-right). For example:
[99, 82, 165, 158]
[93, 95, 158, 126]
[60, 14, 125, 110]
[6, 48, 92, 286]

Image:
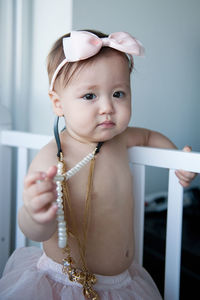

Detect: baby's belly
[86, 231, 135, 275]
[43, 214, 135, 276]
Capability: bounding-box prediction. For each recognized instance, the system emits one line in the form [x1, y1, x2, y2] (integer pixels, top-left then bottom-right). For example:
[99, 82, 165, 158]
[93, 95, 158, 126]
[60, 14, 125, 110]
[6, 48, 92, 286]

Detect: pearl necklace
[54, 157, 67, 248]
[54, 142, 103, 249]
[54, 150, 95, 183]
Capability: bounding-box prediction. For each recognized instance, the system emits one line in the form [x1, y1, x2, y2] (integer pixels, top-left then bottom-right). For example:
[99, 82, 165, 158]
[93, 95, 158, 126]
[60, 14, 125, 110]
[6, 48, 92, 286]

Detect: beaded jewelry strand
[55, 153, 68, 248]
[54, 142, 103, 249]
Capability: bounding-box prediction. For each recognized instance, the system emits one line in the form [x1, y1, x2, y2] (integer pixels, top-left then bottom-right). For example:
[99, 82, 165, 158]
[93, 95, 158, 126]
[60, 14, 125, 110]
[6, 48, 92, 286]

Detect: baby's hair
[47, 29, 132, 91]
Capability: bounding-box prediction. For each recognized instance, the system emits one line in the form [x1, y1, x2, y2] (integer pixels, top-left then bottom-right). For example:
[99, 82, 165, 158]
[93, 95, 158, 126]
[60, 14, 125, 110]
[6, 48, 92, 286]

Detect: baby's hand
[175, 146, 197, 187]
[23, 166, 58, 224]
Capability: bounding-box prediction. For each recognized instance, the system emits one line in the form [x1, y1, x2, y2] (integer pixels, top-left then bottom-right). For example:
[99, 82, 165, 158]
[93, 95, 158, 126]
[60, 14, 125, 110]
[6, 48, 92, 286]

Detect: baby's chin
[92, 130, 125, 143]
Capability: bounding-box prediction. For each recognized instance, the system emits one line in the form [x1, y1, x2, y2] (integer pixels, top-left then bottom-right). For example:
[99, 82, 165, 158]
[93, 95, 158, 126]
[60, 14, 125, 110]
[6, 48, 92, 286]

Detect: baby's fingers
[46, 166, 57, 180]
[175, 170, 196, 187]
[27, 179, 56, 199]
[30, 191, 57, 213]
[176, 170, 196, 180]
[24, 166, 57, 189]
[33, 203, 58, 224]
[24, 171, 46, 189]
[175, 145, 197, 187]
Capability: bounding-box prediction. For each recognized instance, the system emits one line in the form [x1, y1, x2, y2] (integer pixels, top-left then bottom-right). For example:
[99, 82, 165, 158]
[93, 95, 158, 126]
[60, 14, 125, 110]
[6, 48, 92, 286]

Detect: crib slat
[164, 169, 183, 300]
[0, 145, 12, 275]
[15, 147, 28, 248]
[1, 130, 52, 150]
[131, 164, 145, 265]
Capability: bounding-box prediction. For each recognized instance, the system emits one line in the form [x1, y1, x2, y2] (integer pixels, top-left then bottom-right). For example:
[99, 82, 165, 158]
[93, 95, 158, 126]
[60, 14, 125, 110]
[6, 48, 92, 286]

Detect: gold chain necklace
[55, 143, 103, 300]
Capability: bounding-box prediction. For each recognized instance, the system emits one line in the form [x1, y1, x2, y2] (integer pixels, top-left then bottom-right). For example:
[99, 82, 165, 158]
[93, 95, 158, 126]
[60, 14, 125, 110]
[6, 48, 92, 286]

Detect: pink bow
[63, 31, 144, 61]
[49, 31, 144, 91]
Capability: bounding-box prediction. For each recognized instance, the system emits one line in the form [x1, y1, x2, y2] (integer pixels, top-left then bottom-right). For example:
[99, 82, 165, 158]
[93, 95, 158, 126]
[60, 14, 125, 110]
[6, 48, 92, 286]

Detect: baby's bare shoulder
[28, 139, 58, 174]
[124, 127, 150, 148]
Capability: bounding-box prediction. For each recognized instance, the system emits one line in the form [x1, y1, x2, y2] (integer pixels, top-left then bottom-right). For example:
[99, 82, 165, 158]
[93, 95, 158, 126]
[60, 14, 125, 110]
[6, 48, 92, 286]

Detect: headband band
[49, 31, 144, 91]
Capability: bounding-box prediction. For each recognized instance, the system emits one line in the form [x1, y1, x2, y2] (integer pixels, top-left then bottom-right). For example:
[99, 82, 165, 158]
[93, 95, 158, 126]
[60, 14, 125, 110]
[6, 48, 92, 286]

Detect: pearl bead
[58, 232, 67, 237]
[56, 186, 62, 193]
[59, 239, 67, 248]
[54, 175, 65, 182]
[59, 221, 66, 227]
[57, 203, 63, 209]
[57, 191, 63, 197]
[57, 215, 65, 221]
[58, 227, 66, 232]
[58, 235, 67, 240]
[57, 208, 64, 215]
[56, 199, 62, 205]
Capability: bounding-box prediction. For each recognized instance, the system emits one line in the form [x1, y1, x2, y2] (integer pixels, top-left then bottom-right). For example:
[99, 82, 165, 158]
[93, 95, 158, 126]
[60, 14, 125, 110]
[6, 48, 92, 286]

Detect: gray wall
[73, 0, 200, 193]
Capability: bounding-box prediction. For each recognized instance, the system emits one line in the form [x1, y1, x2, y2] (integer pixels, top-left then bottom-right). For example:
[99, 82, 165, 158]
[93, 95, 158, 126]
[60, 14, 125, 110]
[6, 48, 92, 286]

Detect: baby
[0, 30, 196, 300]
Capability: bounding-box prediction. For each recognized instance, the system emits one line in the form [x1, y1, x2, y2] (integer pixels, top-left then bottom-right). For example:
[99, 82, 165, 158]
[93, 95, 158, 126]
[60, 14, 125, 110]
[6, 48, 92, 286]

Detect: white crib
[0, 129, 200, 300]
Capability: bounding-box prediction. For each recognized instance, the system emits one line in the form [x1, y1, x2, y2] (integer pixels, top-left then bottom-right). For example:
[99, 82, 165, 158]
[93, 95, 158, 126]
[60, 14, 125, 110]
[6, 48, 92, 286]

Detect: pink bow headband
[49, 31, 144, 91]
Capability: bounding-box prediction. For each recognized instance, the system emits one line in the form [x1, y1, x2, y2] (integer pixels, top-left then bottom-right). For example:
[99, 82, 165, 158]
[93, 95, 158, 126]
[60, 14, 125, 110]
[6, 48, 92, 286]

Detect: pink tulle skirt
[0, 247, 162, 300]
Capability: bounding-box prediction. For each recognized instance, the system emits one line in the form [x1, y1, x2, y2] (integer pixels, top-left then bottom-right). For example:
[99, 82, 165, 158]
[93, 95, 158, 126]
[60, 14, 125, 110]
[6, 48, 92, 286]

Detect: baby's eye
[83, 93, 96, 100]
[113, 91, 125, 98]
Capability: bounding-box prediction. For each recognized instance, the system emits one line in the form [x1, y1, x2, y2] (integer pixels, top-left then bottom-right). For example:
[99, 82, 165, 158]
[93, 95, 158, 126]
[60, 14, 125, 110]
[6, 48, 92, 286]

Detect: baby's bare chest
[66, 146, 134, 227]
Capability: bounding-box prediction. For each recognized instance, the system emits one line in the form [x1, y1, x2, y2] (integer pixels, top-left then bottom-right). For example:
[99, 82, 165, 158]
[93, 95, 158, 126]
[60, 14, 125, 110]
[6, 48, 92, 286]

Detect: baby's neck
[61, 129, 102, 148]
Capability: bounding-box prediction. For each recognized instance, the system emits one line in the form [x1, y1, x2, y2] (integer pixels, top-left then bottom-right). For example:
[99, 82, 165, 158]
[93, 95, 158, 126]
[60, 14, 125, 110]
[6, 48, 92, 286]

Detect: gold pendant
[62, 255, 99, 300]
[83, 284, 99, 300]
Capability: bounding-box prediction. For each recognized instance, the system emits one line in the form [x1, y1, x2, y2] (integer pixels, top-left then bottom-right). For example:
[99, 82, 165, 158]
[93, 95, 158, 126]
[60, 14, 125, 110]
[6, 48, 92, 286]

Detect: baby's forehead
[71, 49, 130, 79]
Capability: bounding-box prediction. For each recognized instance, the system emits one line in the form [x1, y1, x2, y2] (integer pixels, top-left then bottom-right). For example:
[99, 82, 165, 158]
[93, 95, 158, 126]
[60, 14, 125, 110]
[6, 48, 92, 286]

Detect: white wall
[0, 0, 14, 112]
[72, 0, 200, 193]
[29, 0, 72, 135]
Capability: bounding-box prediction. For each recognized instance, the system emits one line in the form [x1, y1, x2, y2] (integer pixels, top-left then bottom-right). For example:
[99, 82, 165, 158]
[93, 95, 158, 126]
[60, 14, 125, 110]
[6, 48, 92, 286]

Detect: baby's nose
[99, 98, 114, 114]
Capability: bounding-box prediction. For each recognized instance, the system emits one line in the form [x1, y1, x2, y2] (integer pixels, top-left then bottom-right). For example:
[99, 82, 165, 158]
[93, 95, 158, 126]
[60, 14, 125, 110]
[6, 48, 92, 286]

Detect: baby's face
[58, 51, 132, 143]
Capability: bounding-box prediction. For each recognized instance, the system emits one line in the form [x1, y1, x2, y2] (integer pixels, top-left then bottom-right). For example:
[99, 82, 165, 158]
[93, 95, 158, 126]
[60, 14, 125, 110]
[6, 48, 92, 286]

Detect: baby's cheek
[76, 116, 89, 127]
[122, 107, 131, 125]
[73, 116, 92, 134]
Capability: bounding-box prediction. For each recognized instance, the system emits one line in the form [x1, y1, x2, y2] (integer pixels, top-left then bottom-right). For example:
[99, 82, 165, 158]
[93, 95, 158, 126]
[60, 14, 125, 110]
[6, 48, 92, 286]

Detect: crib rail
[129, 147, 200, 300]
[1, 130, 200, 300]
[1, 130, 52, 149]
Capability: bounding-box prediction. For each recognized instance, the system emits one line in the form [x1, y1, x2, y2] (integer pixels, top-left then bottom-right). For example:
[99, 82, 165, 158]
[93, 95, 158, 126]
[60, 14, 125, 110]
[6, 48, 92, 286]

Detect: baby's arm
[126, 127, 177, 149]
[126, 127, 197, 187]
[18, 142, 58, 242]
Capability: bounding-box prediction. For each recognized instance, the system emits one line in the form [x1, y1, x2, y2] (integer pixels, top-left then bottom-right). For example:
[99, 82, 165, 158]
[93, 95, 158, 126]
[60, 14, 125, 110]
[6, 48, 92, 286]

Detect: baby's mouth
[97, 121, 115, 128]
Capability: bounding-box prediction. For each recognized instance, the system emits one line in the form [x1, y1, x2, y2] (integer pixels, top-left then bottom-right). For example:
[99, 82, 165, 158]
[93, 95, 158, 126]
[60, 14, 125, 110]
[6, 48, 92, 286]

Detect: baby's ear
[48, 91, 63, 116]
